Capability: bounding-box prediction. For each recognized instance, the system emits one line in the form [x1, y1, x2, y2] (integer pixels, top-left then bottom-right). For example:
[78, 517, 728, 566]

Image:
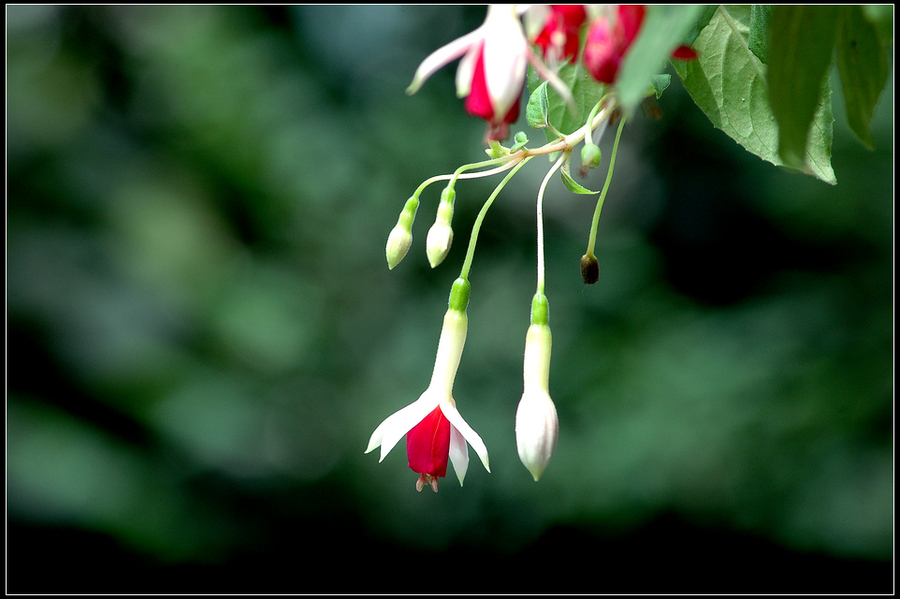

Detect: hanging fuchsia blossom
[583, 4, 697, 84]
[532, 4, 588, 64]
[406, 5, 527, 141]
[406, 4, 573, 142]
[366, 279, 490, 492]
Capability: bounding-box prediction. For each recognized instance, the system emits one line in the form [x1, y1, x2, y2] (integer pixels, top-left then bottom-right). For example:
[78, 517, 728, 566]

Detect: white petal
[481, 6, 529, 118]
[521, 4, 550, 41]
[440, 399, 490, 473]
[365, 392, 439, 462]
[483, 41, 527, 116]
[406, 28, 484, 96]
[454, 43, 481, 99]
[515, 390, 558, 481]
[448, 425, 469, 486]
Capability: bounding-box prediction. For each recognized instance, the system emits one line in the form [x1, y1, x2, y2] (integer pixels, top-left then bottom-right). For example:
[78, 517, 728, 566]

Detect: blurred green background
[7, 5, 893, 593]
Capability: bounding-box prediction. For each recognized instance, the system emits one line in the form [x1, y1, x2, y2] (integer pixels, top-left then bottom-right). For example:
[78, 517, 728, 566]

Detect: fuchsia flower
[366, 279, 490, 492]
[532, 4, 588, 64]
[407, 5, 528, 141]
[407, 5, 574, 141]
[583, 4, 697, 84]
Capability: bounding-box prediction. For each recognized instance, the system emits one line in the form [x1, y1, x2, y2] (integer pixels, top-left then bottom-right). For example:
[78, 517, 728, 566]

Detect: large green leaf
[835, 5, 890, 149]
[672, 5, 836, 184]
[683, 5, 720, 45]
[767, 6, 840, 169]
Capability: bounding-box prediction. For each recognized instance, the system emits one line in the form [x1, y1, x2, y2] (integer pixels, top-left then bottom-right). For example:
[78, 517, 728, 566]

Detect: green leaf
[683, 5, 720, 46]
[862, 5, 894, 43]
[651, 74, 671, 99]
[560, 164, 599, 195]
[617, 5, 706, 113]
[527, 62, 606, 140]
[748, 5, 772, 63]
[767, 6, 840, 169]
[525, 81, 550, 130]
[835, 5, 890, 149]
[672, 5, 836, 184]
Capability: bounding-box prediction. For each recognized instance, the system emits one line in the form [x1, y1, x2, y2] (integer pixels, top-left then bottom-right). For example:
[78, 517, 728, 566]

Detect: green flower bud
[581, 143, 601, 170]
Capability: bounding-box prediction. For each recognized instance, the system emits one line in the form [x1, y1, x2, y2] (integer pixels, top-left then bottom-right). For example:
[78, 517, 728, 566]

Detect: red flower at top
[583, 5, 697, 84]
[406, 5, 529, 141]
[533, 4, 588, 64]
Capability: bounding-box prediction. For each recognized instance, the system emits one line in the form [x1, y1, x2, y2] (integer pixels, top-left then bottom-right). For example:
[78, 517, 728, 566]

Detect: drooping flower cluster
[406, 4, 697, 140]
[369, 5, 698, 492]
[406, 5, 531, 142]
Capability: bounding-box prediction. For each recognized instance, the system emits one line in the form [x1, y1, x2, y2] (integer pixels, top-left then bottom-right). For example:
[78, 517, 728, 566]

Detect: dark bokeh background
[7, 5, 893, 594]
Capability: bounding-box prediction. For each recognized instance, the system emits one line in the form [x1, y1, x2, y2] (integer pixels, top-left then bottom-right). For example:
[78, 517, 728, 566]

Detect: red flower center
[465, 45, 521, 130]
[406, 404, 451, 478]
[533, 5, 587, 62]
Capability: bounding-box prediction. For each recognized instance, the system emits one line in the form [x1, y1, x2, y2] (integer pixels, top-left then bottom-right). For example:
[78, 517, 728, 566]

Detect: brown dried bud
[580, 253, 599, 285]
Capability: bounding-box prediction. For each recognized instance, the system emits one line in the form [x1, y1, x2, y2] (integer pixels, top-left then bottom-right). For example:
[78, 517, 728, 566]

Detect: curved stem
[459, 156, 533, 281]
[581, 95, 610, 147]
[536, 154, 565, 294]
[410, 95, 618, 206]
[413, 153, 525, 199]
[586, 115, 627, 256]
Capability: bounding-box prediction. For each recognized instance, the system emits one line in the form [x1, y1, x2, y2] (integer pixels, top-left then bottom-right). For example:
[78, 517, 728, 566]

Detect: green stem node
[530, 292, 549, 326]
[448, 277, 471, 312]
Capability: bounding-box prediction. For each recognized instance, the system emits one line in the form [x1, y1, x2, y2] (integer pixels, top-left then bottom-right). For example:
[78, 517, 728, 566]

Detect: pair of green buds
[386, 186, 456, 270]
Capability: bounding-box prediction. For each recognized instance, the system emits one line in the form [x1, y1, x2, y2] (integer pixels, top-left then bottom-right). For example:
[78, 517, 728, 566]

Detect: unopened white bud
[515, 299, 557, 481]
[426, 187, 455, 268]
[386, 225, 413, 270]
[426, 222, 453, 268]
[386, 196, 418, 270]
[516, 385, 558, 481]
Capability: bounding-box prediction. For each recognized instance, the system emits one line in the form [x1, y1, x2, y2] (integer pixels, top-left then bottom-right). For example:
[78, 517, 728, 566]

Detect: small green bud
[486, 140, 505, 158]
[581, 143, 601, 170]
[580, 252, 599, 285]
[385, 196, 418, 270]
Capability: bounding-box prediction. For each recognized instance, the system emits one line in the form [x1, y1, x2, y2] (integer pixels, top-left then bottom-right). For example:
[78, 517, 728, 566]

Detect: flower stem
[585, 115, 626, 257]
[581, 95, 611, 147]
[408, 96, 618, 209]
[536, 154, 565, 294]
[413, 154, 524, 199]
[459, 156, 533, 281]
